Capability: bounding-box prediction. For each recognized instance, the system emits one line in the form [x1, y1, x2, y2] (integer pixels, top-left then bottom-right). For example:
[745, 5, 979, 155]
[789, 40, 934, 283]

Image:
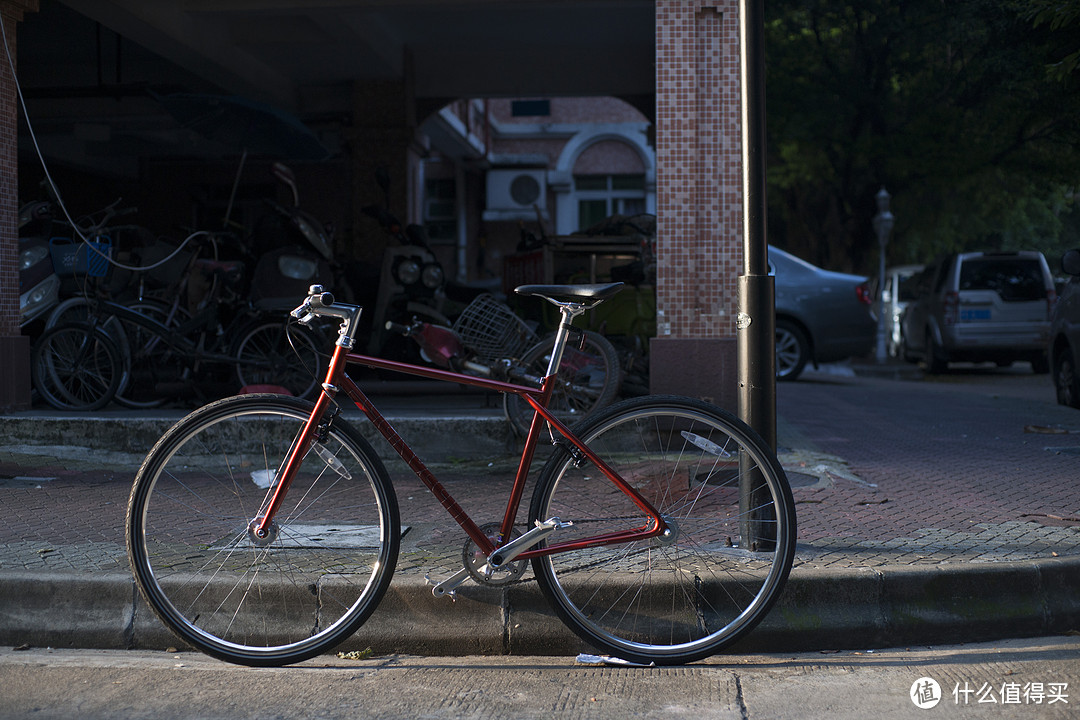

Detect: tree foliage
[765, 0, 1080, 274]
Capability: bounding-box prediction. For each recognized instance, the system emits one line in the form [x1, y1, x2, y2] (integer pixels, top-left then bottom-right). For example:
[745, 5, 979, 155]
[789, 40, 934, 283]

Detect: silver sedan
[771, 246, 876, 380]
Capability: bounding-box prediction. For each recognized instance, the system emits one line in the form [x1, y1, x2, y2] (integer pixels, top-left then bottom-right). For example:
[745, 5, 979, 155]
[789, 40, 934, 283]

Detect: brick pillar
[651, 0, 742, 411]
[0, 0, 37, 412]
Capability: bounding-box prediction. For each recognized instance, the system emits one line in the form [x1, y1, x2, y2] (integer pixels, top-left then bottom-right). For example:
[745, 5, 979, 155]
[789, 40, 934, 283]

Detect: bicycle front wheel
[127, 394, 400, 666]
[529, 395, 796, 665]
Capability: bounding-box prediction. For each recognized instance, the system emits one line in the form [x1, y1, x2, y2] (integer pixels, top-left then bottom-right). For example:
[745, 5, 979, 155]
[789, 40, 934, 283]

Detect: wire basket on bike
[452, 293, 537, 362]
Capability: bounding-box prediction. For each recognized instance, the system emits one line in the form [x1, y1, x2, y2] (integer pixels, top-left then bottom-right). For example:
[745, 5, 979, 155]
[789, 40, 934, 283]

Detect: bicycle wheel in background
[31, 323, 122, 411]
[46, 297, 191, 409]
[503, 329, 621, 436]
[112, 300, 190, 409]
[126, 394, 400, 667]
[232, 320, 325, 399]
[529, 395, 796, 665]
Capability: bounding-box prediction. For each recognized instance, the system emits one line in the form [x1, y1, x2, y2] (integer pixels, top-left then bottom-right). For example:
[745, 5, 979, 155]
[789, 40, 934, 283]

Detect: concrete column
[0, 0, 37, 412]
[651, 0, 742, 411]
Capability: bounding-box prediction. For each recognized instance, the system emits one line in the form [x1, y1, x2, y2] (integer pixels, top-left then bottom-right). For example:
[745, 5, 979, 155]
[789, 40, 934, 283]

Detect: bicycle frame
[254, 328, 668, 566]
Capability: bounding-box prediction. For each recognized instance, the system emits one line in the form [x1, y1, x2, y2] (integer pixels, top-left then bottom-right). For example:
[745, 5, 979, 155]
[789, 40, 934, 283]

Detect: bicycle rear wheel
[529, 395, 795, 665]
[127, 394, 400, 666]
[31, 323, 122, 411]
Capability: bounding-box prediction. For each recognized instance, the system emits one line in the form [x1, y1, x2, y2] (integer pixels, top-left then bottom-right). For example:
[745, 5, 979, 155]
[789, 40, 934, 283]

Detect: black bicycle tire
[503, 329, 622, 436]
[232, 320, 325, 399]
[126, 394, 400, 666]
[528, 395, 796, 665]
[31, 323, 122, 411]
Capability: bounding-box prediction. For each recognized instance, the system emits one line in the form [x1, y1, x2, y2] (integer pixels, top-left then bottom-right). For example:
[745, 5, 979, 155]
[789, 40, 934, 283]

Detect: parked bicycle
[32, 254, 327, 411]
[125, 281, 796, 667]
[388, 292, 621, 434]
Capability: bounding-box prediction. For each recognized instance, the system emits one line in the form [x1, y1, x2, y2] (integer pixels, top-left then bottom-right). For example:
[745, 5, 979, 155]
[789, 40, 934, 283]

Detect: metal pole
[872, 188, 894, 363]
[737, 0, 774, 449]
[737, 0, 776, 550]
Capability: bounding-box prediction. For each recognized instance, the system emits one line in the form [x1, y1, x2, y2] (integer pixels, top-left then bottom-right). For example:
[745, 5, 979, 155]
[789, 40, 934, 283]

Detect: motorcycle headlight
[19, 245, 49, 271]
[421, 262, 444, 289]
[395, 258, 421, 285]
[277, 254, 318, 280]
[20, 274, 60, 321]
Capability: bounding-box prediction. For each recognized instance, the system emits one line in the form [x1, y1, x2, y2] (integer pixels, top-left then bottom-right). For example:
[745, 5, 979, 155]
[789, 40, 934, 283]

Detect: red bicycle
[126, 282, 796, 667]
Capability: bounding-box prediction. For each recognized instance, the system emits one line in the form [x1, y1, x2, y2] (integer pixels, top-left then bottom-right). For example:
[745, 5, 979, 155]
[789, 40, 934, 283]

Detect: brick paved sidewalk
[778, 368, 1080, 568]
[2, 370, 1077, 579]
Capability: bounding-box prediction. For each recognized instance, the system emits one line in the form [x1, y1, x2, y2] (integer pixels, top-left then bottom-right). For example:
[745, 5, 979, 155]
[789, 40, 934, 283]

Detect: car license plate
[960, 308, 992, 321]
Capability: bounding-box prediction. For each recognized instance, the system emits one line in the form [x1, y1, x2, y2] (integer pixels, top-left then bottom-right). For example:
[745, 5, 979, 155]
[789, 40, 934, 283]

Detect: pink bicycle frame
[253, 341, 667, 562]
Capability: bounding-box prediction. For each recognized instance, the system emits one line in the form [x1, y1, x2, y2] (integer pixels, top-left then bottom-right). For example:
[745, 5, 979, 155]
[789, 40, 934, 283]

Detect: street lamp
[872, 187, 894, 363]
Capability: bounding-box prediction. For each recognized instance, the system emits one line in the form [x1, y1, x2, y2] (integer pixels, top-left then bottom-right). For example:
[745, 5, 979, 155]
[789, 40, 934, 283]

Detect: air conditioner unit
[485, 169, 546, 213]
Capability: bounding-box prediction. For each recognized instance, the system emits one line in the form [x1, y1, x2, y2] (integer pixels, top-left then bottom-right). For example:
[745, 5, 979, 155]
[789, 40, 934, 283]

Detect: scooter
[246, 162, 337, 311]
[17, 200, 61, 329]
[360, 203, 456, 355]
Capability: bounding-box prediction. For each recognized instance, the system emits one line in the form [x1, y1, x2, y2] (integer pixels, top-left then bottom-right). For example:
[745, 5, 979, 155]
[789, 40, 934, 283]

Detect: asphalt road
[2, 636, 1077, 719]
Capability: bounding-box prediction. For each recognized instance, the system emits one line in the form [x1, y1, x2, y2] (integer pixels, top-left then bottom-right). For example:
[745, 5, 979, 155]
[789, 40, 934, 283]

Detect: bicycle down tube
[256, 286, 666, 563]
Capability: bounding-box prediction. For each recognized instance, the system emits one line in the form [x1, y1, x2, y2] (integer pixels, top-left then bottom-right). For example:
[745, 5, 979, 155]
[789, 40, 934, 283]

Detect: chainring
[462, 522, 528, 586]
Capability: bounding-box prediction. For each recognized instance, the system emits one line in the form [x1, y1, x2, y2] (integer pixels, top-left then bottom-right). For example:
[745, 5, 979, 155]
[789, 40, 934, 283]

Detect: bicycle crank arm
[430, 567, 472, 599]
[488, 517, 572, 568]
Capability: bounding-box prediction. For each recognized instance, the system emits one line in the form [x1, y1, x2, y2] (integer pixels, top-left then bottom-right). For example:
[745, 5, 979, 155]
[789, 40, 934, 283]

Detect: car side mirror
[1063, 249, 1080, 277]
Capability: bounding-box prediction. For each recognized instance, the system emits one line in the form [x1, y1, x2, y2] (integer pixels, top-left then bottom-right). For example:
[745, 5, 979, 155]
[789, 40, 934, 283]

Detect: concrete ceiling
[17, 0, 656, 172]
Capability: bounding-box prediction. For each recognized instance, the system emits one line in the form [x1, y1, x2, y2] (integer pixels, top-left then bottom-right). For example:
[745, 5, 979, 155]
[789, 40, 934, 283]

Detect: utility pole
[736, 0, 774, 450]
[737, 0, 776, 549]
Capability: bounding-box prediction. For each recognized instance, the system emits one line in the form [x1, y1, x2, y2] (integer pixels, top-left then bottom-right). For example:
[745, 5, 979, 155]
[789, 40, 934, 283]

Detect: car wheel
[924, 329, 948, 374]
[775, 320, 810, 381]
[1054, 347, 1080, 409]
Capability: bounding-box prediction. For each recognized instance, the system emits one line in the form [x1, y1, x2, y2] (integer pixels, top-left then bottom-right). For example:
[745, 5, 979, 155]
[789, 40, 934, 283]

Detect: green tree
[765, 0, 1080, 273]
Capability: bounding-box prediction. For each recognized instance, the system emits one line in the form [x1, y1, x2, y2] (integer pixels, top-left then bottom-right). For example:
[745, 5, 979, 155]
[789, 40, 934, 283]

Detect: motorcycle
[246, 162, 338, 311]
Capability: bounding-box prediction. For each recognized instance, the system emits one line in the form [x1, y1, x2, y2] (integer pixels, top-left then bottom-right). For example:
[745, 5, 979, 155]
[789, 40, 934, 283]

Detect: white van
[901, 251, 1056, 373]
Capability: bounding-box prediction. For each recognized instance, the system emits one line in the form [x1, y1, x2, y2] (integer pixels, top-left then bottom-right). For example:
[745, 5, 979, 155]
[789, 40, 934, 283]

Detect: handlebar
[384, 320, 416, 337]
[291, 285, 363, 349]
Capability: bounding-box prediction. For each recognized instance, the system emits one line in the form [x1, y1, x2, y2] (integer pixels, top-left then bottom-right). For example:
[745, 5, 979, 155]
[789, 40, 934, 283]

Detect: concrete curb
[3, 557, 1078, 658]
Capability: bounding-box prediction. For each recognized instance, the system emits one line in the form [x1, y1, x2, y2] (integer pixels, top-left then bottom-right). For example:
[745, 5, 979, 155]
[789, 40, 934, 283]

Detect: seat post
[544, 302, 588, 378]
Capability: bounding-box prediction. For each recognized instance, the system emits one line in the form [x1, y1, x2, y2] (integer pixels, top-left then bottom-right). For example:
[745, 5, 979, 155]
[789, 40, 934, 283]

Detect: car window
[959, 258, 1046, 301]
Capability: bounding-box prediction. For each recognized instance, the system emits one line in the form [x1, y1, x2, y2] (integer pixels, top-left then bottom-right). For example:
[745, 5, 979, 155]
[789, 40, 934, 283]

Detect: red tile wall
[0, 6, 21, 337]
[655, 0, 742, 341]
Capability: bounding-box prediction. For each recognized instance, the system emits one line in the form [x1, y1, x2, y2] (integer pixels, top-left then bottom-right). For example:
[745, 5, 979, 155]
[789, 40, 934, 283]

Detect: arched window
[572, 139, 647, 230]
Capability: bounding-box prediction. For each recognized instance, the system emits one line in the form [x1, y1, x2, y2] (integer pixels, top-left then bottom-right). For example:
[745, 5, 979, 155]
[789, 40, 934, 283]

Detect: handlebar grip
[384, 320, 412, 336]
